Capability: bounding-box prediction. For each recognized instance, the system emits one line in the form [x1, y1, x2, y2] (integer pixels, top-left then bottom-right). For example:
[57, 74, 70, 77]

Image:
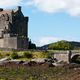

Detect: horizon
[37, 40, 80, 47]
[1, 0, 80, 46]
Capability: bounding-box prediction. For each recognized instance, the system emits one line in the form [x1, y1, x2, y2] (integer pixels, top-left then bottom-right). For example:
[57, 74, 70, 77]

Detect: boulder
[31, 58, 46, 63]
[0, 57, 11, 62]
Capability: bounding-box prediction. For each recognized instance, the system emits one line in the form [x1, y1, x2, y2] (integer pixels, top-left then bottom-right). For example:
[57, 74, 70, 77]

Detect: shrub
[5, 53, 10, 56]
[32, 51, 48, 58]
[0, 53, 3, 58]
[28, 40, 36, 49]
[11, 51, 18, 59]
[24, 52, 33, 59]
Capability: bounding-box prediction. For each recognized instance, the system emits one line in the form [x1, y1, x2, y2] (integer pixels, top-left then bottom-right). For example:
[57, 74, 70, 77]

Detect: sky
[0, 0, 80, 46]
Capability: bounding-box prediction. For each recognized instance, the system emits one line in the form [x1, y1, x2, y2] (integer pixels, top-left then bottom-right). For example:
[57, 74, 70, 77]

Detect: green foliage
[48, 40, 74, 50]
[0, 53, 3, 58]
[0, 51, 49, 60]
[24, 52, 33, 59]
[28, 40, 36, 49]
[32, 51, 48, 58]
[11, 51, 18, 59]
[5, 53, 10, 56]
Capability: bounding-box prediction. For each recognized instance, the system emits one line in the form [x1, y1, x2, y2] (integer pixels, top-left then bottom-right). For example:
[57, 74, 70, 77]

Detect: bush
[28, 40, 36, 49]
[0, 53, 3, 58]
[11, 51, 18, 59]
[24, 52, 33, 59]
[32, 52, 48, 58]
[5, 53, 10, 56]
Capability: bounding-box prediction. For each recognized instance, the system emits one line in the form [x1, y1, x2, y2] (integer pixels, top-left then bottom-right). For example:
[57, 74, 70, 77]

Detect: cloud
[34, 36, 80, 46]
[26, 0, 80, 16]
[27, 0, 66, 13]
[1, 0, 80, 16]
[36, 36, 61, 46]
[0, 0, 22, 8]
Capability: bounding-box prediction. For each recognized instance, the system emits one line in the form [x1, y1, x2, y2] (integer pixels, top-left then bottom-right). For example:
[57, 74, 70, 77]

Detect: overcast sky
[1, 0, 80, 46]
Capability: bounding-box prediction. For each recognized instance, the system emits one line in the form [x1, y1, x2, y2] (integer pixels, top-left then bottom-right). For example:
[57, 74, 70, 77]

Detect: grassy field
[0, 50, 50, 60]
[0, 50, 71, 59]
[0, 64, 80, 80]
[0, 50, 66, 59]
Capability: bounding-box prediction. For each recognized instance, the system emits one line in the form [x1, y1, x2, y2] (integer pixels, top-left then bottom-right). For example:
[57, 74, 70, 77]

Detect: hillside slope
[39, 40, 80, 50]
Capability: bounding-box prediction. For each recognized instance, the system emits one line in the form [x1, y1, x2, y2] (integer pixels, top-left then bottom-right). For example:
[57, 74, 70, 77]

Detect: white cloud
[36, 36, 61, 46]
[0, 0, 22, 8]
[34, 36, 80, 46]
[26, 0, 80, 16]
[1, 0, 80, 16]
[26, 0, 66, 13]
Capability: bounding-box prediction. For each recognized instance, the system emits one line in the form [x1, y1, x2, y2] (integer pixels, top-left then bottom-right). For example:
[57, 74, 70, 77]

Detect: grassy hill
[39, 40, 80, 50]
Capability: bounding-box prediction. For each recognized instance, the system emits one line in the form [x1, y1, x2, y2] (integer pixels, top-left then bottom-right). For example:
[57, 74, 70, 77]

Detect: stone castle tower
[0, 6, 29, 50]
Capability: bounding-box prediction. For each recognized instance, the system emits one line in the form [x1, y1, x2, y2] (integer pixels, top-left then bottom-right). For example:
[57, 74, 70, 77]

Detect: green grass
[0, 64, 79, 80]
[16, 58, 31, 61]
[0, 65, 69, 80]
[0, 51, 49, 60]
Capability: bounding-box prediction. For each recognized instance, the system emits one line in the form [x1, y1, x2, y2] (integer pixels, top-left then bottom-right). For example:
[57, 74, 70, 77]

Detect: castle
[0, 6, 29, 50]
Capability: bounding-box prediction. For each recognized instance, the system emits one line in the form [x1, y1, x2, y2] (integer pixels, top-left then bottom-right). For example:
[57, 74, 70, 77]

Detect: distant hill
[69, 41, 80, 48]
[38, 40, 80, 50]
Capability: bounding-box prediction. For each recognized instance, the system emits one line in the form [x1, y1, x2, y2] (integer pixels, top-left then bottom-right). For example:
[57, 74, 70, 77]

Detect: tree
[28, 39, 36, 49]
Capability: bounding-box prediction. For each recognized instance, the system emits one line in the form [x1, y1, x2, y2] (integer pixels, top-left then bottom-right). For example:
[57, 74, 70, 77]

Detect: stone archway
[68, 50, 80, 63]
[71, 54, 80, 63]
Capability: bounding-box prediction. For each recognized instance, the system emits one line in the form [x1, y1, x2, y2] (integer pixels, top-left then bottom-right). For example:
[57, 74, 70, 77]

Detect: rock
[28, 61, 37, 66]
[31, 58, 46, 63]
[52, 63, 59, 66]
[0, 57, 11, 62]
[10, 59, 24, 65]
[45, 58, 58, 63]
[23, 61, 29, 66]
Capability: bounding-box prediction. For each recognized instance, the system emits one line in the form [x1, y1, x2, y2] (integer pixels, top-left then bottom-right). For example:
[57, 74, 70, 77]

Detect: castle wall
[0, 39, 4, 47]
[3, 37, 17, 49]
[17, 37, 29, 49]
[0, 37, 29, 50]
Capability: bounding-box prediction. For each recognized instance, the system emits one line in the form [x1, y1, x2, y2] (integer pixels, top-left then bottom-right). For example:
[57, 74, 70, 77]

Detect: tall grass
[0, 50, 49, 60]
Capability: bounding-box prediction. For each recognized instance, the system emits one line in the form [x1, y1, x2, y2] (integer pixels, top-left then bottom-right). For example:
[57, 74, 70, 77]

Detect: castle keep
[0, 6, 29, 49]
